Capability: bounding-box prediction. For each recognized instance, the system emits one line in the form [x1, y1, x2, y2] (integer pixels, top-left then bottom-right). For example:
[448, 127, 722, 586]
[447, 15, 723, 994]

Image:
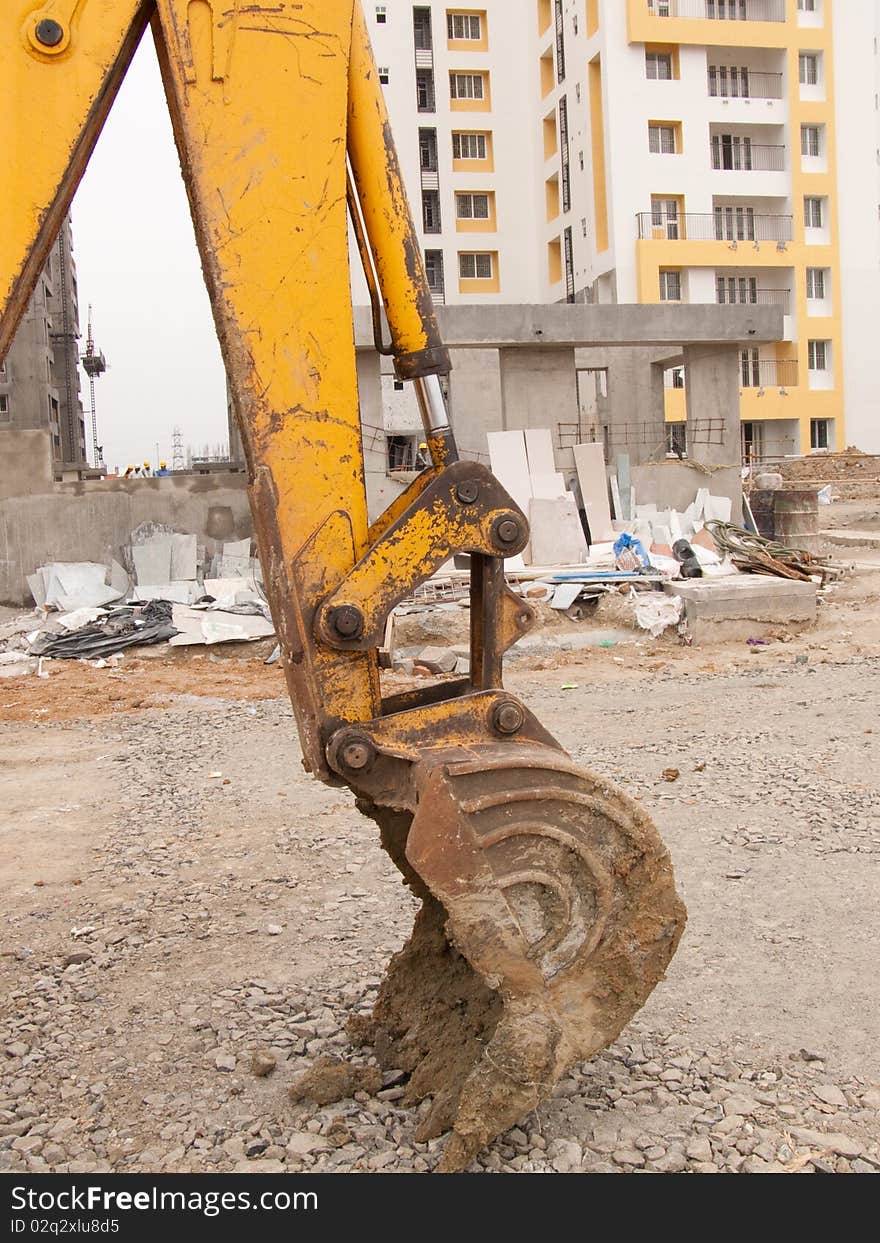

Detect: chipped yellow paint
[0, 0, 150, 356]
[1, 0, 457, 776]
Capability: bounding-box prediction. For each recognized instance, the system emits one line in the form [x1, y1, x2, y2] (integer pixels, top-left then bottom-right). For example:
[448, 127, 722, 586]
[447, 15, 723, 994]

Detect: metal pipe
[414, 375, 459, 466]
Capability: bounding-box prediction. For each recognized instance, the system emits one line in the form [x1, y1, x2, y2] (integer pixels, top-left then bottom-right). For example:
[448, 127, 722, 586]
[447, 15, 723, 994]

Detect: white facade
[832, 0, 880, 451]
[361, 2, 541, 306]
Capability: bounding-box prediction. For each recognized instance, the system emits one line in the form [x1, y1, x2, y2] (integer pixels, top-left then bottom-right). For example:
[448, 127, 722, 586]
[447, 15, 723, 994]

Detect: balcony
[707, 68, 783, 99]
[740, 358, 798, 388]
[710, 140, 785, 171]
[719, 287, 790, 312]
[637, 211, 793, 241]
[646, 0, 785, 20]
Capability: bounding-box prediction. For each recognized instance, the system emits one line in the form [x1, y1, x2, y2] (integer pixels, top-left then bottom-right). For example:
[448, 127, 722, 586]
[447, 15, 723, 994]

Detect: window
[456, 192, 490, 220]
[715, 205, 755, 241]
[559, 96, 571, 211]
[450, 72, 484, 99]
[447, 12, 481, 40]
[804, 195, 823, 228]
[806, 268, 826, 299]
[413, 6, 432, 50]
[459, 252, 493, 279]
[659, 270, 682, 302]
[0, 393, 9, 419]
[452, 131, 487, 159]
[811, 418, 830, 450]
[422, 190, 441, 232]
[393, 379, 405, 392]
[799, 53, 819, 85]
[666, 423, 687, 458]
[563, 225, 575, 302]
[419, 129, 438, 170]
[741, 349, 761, 388]
[424, 250, 445, 299]
[646, 51, 672, 80]
[554, 0, 565, 82]
[712, 133, 753, 171]
[708, 65, 751, 98]
[808, 339, 828, 370]
[375, 5, 386, 21]
[706, 0, 748, 17]
[649, 124, 677, 154]
[801, 125, 821, 157]
[416, 69, 436, 111]
[798, 0, 816, 10]
[717, 276, 758, 304]
[669, 367, 685, 389]
[378, 67, 389, 84]
[741, 421, 764, 463]
[651, 198, 680, 239]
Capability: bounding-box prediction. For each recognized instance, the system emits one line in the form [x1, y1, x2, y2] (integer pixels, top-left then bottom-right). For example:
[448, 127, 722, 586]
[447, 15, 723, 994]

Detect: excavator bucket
[353, 742, 686, 1172]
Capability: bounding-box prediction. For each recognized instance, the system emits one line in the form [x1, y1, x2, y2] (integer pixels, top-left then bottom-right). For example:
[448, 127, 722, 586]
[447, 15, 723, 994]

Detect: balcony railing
[708, 69, 784, 99]
[718, 288, 791, 312]
[710, 141, 786, 171]
[647, 0, 785, 20]
[740, 358, 799, 388]
[637, 212, 793, 241]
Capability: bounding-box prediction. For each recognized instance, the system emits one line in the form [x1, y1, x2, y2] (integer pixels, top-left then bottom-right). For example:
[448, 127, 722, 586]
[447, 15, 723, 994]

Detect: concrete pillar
[576, 346, 669, 468]
[683, 343, 741, 470]
[447, 347, 504, 462]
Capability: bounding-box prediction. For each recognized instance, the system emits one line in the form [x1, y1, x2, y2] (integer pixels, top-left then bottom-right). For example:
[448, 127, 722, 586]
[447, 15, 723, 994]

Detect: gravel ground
[2, 561, 879, 1175]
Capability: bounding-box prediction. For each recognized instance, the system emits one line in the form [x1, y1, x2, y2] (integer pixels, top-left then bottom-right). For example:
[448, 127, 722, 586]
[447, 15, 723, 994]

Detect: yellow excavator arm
[2, 0, 685, 1171]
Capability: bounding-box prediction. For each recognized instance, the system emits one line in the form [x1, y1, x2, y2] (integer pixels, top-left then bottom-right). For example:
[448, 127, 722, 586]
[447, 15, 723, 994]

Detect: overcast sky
[72, 33, 227, 473]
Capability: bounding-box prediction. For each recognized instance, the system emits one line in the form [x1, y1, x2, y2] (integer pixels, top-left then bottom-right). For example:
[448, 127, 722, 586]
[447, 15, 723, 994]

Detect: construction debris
[630, 590, 684, 638]
[704, 521, 836, 583]
[27, 562, 124, 612]
[28, 601, 178, 659]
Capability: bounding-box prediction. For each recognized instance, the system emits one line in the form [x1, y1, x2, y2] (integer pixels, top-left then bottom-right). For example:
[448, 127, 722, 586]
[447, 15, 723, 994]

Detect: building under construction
[0, 215, 98, 486]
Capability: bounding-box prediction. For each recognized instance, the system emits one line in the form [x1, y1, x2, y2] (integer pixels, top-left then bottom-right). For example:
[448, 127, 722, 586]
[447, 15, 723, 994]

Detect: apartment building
[538, 0, 880, 458]
[367, 1, 880, 458]
[363, 2, 541, 309]
[0, 216, 89, 479]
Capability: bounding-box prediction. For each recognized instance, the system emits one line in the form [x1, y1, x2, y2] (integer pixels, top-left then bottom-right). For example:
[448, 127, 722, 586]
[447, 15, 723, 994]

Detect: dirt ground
[2, 523, 879, 1175]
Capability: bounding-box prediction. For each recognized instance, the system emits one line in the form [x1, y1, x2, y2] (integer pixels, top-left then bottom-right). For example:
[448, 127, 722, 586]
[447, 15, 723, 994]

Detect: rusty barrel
[774, 488, 820, 556]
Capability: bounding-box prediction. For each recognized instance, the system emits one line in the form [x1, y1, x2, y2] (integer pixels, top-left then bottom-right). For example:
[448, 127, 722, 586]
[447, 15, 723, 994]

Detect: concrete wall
[0, 430, 56, 500]
[0, 472, 251, 606]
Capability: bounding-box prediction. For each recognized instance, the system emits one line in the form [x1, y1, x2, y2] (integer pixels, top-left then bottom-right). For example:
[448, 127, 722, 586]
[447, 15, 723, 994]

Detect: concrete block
[170, 533, 197, 580]
[573, 442, 614, 543]
[529, 496, 588, 565]
[416, 645, 457, 674]
[132, 540, 172, 586]
[664, 576, 817, 644]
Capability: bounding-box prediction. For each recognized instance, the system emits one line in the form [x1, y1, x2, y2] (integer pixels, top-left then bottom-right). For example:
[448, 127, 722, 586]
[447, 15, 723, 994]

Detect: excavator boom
[1, 0, 685, 1170]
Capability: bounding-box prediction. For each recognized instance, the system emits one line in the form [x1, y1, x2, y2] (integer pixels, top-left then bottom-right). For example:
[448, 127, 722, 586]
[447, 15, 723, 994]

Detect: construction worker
[142, 460, 152, 477]
[123, 465, 134, 479]
[156, 461, 170, 477]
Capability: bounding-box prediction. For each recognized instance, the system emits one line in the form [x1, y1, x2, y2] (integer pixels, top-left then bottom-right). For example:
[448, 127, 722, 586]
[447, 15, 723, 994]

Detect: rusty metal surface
[348, 740, 686, 1171]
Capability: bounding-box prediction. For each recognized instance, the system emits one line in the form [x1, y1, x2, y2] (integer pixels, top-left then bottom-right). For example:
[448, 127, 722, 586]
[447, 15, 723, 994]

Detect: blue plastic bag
[613, 532, 651, 570]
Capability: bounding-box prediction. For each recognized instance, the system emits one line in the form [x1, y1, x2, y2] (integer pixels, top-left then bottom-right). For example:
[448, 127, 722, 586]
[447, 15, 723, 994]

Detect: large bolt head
[35, 18, 64, 46]
[455, 480, 480, 505]
[341, 741, 373, 770]
[492, 700, 525, 736]
[328, 604, 364, 639]
[495, 518, 521, 545]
